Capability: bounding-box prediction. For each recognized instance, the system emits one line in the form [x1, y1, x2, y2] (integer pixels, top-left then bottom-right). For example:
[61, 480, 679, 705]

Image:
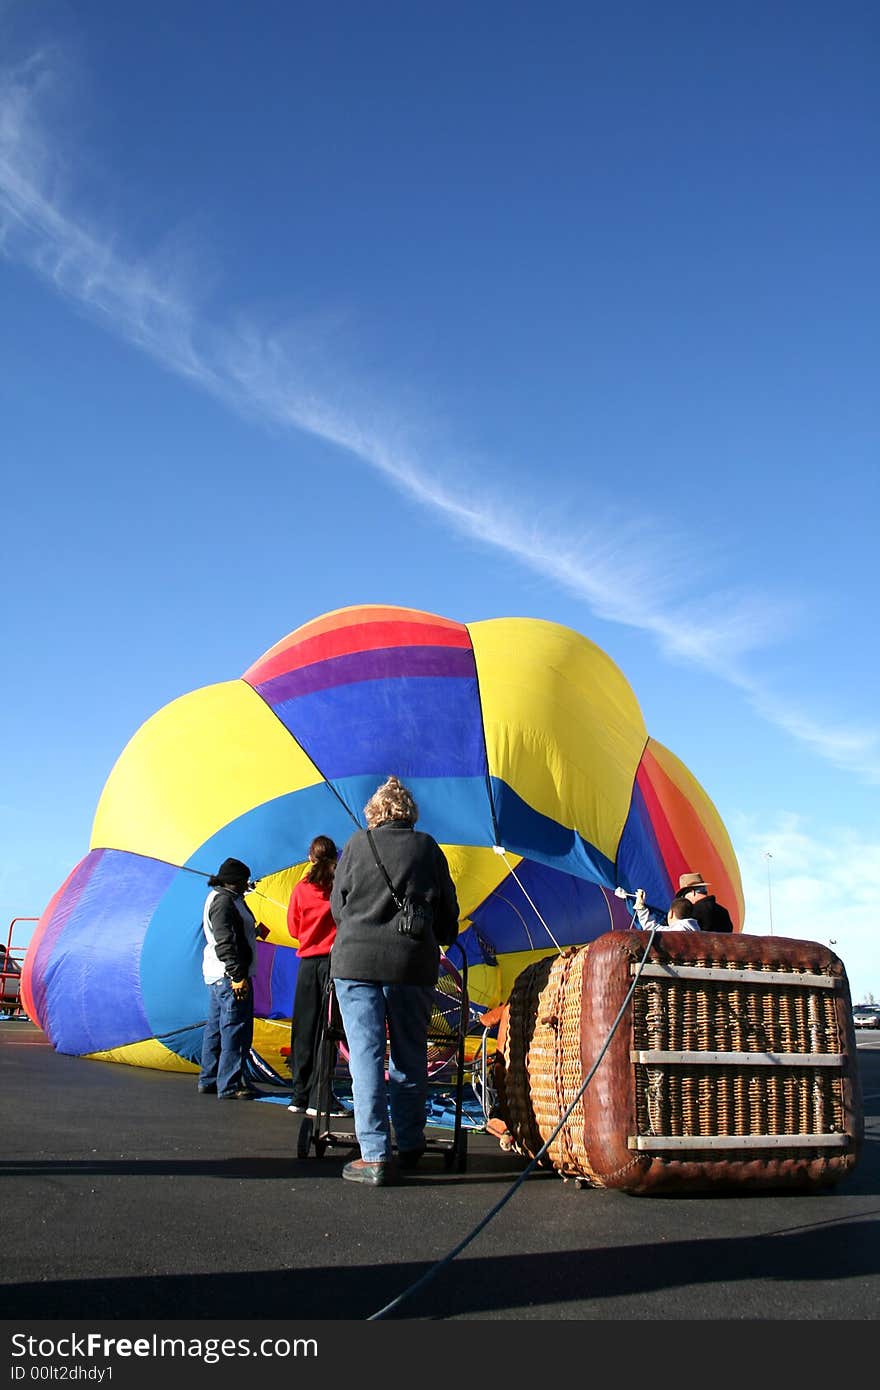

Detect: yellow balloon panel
[253, 1017, 293, 1079]
[90, 681, 324, 867]
[86, 1039, 197, 1071]
[493, 947, 559, 1004]
[249, 866, 307, 944]
[468, 618, 647, 860]
[461, 959, 503, 1011]
[438, 843, 522, 921]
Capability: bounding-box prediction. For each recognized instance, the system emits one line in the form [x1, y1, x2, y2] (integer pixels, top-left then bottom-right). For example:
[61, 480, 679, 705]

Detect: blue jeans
[199, 979, 254, 1097]
[333, 979, 434, 1162]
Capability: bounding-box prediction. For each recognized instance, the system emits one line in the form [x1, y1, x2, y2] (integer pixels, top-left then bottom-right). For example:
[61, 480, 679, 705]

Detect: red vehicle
[0, 944, 22, 1013]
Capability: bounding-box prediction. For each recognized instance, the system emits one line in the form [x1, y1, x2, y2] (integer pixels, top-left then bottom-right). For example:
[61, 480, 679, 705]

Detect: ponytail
[305, 835, 337, 890]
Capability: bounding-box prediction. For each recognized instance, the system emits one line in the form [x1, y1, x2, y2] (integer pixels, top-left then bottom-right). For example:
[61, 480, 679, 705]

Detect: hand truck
[295, 942, 471, 1172]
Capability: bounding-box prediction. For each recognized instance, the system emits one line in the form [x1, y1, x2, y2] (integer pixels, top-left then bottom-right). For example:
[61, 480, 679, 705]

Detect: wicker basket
[494, 931, 863, 1193]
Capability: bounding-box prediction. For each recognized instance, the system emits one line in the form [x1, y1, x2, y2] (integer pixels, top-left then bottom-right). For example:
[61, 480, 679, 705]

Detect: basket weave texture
[494, 932, 863, 1193]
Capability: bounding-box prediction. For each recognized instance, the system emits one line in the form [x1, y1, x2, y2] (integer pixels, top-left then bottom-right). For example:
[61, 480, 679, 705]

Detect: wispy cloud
[2, 51, 878, 781]
[732, 811, 880, 1001]
[743, 688, 880, 783]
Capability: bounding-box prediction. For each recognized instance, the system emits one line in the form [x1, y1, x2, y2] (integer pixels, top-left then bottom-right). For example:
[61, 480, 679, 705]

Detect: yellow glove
[230, 977, 250, 999]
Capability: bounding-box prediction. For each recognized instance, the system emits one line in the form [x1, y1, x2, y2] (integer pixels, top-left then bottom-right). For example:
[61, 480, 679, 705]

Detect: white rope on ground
[366, 909, 657, 1322]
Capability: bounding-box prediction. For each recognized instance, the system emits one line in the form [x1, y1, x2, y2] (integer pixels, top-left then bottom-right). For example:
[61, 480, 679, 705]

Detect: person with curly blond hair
[330, 777, 459, 1186]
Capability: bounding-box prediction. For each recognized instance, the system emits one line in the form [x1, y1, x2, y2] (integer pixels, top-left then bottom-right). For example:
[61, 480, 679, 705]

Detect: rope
[491, 845, 564, 953]
[366, 910, 658, 1321]
[247, 886, 289, 912]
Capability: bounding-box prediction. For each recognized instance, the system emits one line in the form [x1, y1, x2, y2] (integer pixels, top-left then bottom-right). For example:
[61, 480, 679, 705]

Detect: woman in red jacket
[286, 835, 345, 1115]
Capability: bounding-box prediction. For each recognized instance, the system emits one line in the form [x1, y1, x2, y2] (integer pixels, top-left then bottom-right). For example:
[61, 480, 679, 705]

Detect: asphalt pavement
[2, 1017, 878, 1328]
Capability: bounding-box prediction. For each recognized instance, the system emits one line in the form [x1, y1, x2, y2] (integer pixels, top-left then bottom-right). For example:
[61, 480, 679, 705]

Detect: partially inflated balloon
[22, 605, 743, 1075]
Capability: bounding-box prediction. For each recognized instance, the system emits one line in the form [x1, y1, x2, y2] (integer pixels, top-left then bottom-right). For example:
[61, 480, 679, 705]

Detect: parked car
[852, 1003, 880, 1029]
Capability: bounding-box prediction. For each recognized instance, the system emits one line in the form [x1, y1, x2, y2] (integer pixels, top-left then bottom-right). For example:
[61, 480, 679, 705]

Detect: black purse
[365, 829, 434, 941]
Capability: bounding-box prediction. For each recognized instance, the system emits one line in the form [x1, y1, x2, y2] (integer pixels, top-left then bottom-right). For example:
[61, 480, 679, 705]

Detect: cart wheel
[296, 1116, 314, 1159]
[314, 1135, 328, 1158]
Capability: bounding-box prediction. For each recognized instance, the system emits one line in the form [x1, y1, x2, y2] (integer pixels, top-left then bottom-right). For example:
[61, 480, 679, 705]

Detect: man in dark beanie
[198, 858, 263, 1099]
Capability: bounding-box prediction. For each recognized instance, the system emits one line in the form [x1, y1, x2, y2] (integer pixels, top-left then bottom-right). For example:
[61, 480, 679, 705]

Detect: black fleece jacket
[691, 895, 734, 933]
[207, 887, 256, 979]
[329, 821, 459, 986]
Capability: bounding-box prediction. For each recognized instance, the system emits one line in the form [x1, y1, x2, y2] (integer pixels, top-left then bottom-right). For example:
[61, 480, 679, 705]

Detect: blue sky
[2, 1, 877, 1001]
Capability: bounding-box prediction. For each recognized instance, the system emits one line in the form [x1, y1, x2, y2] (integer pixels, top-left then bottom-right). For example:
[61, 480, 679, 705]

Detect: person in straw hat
[673, 871, 734, 933]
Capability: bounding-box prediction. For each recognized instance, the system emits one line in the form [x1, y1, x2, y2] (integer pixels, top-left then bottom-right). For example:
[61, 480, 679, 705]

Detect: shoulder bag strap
[365, 828, 405, 911]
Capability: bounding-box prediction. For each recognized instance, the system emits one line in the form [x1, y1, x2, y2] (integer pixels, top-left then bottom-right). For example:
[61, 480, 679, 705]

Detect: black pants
[289, 954, 332, 1107]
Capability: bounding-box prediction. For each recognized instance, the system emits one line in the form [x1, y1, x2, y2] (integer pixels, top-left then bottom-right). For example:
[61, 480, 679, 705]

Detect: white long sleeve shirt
[635, 901, 699, 932]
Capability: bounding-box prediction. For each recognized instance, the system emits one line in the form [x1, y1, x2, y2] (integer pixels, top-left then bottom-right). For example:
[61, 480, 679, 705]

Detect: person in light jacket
[198, 857, 262, 1100]
[633, 889, 700, 932]
[330, 777, 459, 1187]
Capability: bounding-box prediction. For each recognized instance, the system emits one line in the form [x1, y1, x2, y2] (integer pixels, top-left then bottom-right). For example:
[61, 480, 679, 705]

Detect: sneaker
[218, 1088, 257, 1100]
[342, 1158, 400, 1187]
[197, 1084, 217, 1095]
[287, 1102, 306, 1114]
[305, 1100, 349, 1118]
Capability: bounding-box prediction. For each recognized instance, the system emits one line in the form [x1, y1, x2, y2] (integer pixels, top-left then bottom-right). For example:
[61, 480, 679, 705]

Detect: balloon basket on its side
[492, 931, 864, 1195]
